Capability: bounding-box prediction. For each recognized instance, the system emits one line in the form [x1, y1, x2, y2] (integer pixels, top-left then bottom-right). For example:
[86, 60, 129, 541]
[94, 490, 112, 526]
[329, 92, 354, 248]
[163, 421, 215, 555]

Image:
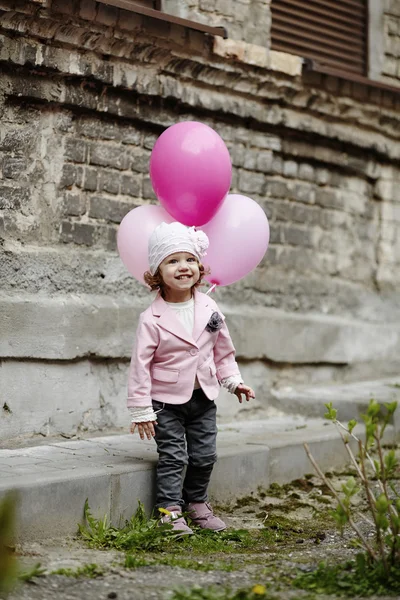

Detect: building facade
[1, 0, 399, 443]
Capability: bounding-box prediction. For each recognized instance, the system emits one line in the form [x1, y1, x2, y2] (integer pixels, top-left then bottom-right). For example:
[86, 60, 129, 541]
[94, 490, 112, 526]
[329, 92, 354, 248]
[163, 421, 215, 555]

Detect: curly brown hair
[144, 261, 210, 296]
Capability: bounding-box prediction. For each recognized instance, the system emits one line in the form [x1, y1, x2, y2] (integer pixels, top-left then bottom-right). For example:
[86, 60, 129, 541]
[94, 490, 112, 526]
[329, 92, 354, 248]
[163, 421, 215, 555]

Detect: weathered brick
[2, 158, 27, 179]
[230, 143, 246, 167]
[62, 193, 86, 217]
[60, 164, 84, 188]
[243, 148, 258, 170]
[292, 183, 316, 204]
[55, 113, 74, 134]
[51, 0, 79, 16]
[88, 196, 134, 223]
[120, 174, 141, 197]
[129, 150, 150, 173]
[270, 155, 283, 174]
[105, 224, 117, 251]
[23, 43, 38, 66]
[79, 0, 97, 20]
[116, 10, 143, 32]
[298, 163, 314, 181]
[78, 119, 122, 141]
[375, 179, 395, 201]
[315, 168, 330, 186]
[64, 138, 87, 163]
[238, 170, 265, 195]
[315, 189, 345, 211]
[60, 221, 96, 245]
[283, 160, 298, 178]
[142, 177, 156, 200]
[98, 171, 120, 195]
[274, 200, 322, 227]
[321, 209, 352, 229]
[199, 0, 215, 10]
[143, 133, 158, 151]
[120, 127, 142, 146]
[0, 128, 35, 153]
[282, 223, 319, 248]
[250, 133, 281, 151]
[256, 150, 273, 172]
[95, 4, 118, 26]
[0, 186, 29, 210]
[88, 144, 129, 170]
[265, 180, 290, 199]
[83, 168, 98, 192]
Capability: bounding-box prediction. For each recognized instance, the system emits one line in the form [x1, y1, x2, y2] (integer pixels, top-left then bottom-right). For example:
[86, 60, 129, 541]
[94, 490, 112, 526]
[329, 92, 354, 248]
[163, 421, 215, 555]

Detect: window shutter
[270, 0, 367, 76]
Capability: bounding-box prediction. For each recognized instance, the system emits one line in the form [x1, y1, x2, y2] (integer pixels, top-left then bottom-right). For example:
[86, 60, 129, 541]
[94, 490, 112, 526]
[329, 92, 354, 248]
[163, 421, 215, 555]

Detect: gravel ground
[4, 465, 399, 600]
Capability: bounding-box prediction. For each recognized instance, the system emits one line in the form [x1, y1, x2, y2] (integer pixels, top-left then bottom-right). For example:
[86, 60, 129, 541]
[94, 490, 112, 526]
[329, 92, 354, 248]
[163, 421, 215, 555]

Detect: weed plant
[303, 399, 400, 594]
[170, 584, 276, 600]
[51, 564, 104, 578]
[0, 494, 18, 595]
[79, 499, 176, 551]
[80, 500, 264, 551]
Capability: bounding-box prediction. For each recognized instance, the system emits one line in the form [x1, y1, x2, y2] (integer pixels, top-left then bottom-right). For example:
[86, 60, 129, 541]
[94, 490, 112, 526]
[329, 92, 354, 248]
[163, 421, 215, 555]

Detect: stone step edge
[2, 293, 400, 364]
[1, 423, 397, 541]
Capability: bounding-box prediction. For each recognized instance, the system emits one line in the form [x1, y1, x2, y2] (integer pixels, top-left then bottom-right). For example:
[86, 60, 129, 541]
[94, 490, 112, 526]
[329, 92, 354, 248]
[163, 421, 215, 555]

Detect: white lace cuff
[220, 374, 243, 394]
[129, 406, 157, 423]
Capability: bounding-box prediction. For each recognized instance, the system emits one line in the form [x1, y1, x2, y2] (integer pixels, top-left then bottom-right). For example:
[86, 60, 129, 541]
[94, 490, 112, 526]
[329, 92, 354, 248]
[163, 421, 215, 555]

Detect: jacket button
[190, 348, 198, 356]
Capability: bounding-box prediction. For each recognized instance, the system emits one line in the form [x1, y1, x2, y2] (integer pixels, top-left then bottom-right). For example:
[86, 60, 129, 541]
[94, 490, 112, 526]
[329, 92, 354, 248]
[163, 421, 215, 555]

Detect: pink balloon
[117, 205, 174, 283]
[202, 194, 270, 286]
[150, 122, 231, 226]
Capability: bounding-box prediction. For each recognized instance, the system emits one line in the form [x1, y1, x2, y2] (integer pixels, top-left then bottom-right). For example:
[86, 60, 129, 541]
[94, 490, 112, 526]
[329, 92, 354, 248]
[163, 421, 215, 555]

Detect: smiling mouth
[175, 275, 192, 280]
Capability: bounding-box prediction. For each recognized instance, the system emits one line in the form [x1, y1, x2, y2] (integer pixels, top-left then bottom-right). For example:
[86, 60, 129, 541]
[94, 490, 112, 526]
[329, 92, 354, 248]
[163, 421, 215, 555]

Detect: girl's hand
[234, 384, 255, 403]
[130, 420, 156, 440]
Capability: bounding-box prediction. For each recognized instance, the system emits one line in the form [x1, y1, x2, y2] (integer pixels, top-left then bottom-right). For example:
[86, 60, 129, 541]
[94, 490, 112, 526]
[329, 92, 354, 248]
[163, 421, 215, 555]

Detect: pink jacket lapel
[192, 289, 214, 342]
[151, 290, 214, 346]
[152, 292, 195, 346]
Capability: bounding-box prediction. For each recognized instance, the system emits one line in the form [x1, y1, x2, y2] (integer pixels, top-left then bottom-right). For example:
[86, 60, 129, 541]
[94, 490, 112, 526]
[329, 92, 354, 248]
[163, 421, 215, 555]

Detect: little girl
[128, 221, 255, 534]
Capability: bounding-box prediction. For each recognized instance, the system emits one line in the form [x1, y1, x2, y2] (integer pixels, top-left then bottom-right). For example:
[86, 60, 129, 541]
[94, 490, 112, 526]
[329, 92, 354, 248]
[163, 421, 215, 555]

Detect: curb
[0, 419, 398, 541]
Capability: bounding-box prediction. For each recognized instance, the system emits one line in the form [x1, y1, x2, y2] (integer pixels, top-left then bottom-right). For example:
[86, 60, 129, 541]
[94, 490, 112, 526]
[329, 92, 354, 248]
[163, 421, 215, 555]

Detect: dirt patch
[6, 468, 399, 600]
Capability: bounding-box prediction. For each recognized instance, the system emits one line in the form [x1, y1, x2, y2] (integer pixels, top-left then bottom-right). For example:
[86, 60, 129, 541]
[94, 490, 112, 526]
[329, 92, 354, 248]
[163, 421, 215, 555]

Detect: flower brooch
[205, 311, 223, 333]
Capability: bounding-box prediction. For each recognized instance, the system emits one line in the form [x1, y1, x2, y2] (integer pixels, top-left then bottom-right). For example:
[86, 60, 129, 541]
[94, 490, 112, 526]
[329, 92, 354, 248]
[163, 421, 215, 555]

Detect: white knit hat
[148, 222, 209, 275]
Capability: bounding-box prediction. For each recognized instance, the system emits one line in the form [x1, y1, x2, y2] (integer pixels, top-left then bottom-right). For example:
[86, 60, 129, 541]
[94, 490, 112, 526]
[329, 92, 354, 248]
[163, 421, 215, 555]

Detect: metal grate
[271, 0, 367, 76]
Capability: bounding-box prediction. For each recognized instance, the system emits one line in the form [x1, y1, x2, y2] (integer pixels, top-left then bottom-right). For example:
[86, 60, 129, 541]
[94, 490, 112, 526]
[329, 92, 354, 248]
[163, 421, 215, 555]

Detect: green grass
[125, 553, 235, 572]
[293, 558, 400, 597]
[169, 584, 280, 600]
[51, 563, 104, 578]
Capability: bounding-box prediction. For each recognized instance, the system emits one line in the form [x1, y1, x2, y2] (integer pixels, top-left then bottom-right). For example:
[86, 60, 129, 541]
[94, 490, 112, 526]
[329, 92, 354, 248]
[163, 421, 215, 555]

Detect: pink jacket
[127, 289, 240, 408]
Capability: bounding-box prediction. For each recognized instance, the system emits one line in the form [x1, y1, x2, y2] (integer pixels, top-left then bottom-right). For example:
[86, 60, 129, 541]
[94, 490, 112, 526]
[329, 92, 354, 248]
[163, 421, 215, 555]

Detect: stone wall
[383, 0, 400, 83]
[1, 0, 400, 444]
[162, 0, 271, 46]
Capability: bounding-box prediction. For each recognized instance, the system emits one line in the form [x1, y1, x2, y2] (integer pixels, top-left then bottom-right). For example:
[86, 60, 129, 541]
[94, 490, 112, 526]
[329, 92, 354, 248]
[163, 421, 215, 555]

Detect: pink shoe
[186, 502, 227, 531]
[159, 506, 193, 535]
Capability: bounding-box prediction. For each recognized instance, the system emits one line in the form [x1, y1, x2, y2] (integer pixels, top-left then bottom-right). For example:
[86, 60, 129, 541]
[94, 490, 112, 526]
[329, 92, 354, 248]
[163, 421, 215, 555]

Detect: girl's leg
[153, 400, 187, 509]
[182, 389, 217, 504]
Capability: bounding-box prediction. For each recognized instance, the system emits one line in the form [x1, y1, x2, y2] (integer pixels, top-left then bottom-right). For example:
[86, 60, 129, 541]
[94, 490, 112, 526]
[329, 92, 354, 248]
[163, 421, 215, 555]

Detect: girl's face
[159, 252, 200, 301]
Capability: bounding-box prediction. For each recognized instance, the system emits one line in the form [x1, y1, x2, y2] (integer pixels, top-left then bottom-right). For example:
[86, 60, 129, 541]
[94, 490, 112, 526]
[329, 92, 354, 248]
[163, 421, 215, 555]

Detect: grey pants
[152, 388, 217, 509]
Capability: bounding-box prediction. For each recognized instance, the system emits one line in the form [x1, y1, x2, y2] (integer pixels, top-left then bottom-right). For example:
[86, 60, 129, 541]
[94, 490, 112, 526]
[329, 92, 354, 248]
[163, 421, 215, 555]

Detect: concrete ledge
[2, 293, 400, 364]
[1, 418, 397, 541]
[271, 377, 400, 423]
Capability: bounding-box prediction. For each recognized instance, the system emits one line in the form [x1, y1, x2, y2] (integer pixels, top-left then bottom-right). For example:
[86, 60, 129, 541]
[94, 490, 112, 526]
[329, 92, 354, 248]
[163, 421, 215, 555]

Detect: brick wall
[1, 0, 400, 442]
[162, 0, 272, 46]
[383, 0, 400, 83]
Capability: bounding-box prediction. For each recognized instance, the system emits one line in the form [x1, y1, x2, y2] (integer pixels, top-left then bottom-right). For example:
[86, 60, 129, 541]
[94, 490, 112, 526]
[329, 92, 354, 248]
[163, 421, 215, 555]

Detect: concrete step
[270, 377, 400, 425]
[0, 414, 398, 541]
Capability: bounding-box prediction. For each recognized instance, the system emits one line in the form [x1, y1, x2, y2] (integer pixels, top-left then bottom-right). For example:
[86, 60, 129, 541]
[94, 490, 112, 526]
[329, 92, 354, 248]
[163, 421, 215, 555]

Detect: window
[270, 0, 367, 76]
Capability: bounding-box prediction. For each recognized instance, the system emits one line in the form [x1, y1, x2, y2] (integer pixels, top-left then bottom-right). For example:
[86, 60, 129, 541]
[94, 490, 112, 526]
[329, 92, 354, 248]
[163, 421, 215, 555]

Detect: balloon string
[206, 284, 217, 295]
